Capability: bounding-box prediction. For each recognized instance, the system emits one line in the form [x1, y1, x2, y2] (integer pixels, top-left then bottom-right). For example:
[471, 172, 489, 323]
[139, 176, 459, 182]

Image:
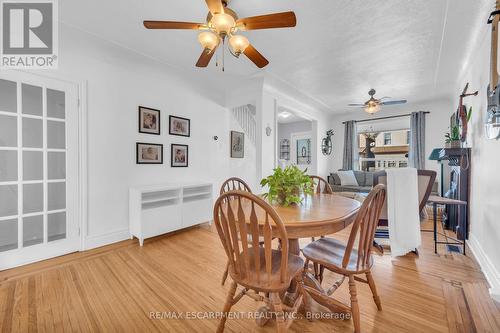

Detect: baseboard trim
[84, 229, 130, 251]
[467, 233, 500, 302]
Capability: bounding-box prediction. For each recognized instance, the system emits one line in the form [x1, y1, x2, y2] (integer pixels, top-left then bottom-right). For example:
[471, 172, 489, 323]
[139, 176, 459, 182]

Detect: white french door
[0, 71, 80, 270]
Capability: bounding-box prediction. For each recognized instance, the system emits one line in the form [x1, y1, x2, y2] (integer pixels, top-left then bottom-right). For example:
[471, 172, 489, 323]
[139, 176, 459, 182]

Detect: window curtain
[342, 120, 357, 170]
[409, 111, 426, 169]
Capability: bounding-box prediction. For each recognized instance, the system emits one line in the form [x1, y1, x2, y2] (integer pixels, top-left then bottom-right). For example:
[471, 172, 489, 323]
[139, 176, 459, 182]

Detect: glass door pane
[0, 72, 73, 264]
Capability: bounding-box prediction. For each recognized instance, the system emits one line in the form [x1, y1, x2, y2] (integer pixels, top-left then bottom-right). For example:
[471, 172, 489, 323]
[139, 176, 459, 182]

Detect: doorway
[0, 71, 81, 269]
[276, 107, 315, 173]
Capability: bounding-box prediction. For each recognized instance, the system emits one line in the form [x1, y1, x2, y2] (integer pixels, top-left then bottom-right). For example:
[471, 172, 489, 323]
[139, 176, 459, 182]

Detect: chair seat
[302, 238, 373, 274]
[229, 247, 304, 292]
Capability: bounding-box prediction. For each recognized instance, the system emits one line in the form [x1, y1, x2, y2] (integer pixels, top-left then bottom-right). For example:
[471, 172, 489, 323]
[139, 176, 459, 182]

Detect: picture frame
[138, 106, 160, 135]
[230, 131, 244, 158]
[136, 143, 163, 164]
[171, 144, 189, 167]
[296, 138, 311, 165]
[169, 115, 190, 137]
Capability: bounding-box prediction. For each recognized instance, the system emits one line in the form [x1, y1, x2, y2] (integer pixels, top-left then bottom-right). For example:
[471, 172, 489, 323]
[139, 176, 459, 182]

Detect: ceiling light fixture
[143, 1, 297, 70]
[228, 35, 249, 57]
[210, 13, 235, 37]
[279, 111, 291, 118]
[198, 31, 219, 52]
[364, 101, 381, 114]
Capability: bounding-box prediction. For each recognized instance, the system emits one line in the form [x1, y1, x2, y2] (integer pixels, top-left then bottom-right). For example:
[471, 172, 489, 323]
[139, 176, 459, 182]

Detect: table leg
[433, 203, 437, 254]
[282, 239, 301, 306]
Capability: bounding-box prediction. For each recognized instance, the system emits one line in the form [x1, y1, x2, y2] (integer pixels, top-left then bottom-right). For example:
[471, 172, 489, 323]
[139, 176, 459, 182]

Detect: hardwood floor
[1, 218, 499, 332]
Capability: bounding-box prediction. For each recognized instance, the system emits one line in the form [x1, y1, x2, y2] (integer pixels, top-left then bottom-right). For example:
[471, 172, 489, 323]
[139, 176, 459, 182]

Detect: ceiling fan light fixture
[210, 13, 235, 36]
[364, 101, 380, 114]
[228, 34, 249, 56]
[198, 31, 219, 51]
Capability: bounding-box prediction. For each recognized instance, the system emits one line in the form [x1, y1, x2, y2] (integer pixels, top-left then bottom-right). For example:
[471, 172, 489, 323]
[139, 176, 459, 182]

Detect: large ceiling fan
[143, 0, 296, 69]
[348, 89, 407, 114]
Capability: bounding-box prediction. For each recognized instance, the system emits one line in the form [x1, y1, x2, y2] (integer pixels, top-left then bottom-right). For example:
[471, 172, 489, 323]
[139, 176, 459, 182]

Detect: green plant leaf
[260, 165, 314, 206]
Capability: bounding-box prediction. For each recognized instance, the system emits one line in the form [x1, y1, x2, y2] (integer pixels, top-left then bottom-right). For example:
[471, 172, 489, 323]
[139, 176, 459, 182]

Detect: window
[406, 130, 410, 144]
[384, 132, 392, 145]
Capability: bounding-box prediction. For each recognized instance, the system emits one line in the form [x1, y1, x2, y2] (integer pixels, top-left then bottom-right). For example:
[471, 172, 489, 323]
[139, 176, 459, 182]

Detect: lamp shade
[229, 35, 249, 55]
[428, 148, 444, 161]
[211, 13, 235, 35]
[364, 102, 380, 114]
[198, 31, 219, 51]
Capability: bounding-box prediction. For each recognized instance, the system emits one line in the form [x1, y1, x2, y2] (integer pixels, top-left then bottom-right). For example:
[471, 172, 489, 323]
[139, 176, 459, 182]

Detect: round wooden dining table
[264, 193, 361, 256]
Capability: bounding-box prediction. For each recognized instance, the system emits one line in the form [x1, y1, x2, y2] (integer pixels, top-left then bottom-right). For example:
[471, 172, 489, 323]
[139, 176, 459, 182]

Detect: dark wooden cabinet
[439, 148, 471, 240]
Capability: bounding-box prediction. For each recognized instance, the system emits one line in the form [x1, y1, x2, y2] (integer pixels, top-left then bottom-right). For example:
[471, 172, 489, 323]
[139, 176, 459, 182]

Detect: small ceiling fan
[143, 0, 296, 70]
[348, 89, 407, 114]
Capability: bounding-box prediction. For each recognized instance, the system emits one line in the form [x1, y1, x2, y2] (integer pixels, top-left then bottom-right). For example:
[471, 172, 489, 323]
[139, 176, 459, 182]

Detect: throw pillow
[337, 170, 359, 186]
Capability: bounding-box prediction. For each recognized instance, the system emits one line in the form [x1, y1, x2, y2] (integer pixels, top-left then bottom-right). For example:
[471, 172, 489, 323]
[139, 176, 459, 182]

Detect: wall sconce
[265, 124, 272, 137]
[485, 112, 500, 140]
[321, 129, 334, 156]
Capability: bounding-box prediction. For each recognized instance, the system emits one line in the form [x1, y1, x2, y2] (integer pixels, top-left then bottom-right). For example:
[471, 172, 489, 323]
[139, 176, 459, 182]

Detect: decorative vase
[277, 187, 300, 206]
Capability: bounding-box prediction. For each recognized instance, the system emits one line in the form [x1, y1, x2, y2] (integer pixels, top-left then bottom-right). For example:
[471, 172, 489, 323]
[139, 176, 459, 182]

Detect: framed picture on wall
[230, 131, 244, 158]
[136, 143, 163, 164]
[138, 106, 160, 135]
[171, 144, 189, 167]
[169, 115, 190, 137]
[296, 138, 311, 165]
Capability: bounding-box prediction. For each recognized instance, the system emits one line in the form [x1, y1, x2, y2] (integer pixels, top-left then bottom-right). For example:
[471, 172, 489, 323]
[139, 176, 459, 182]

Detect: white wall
[42, 25, 240, 247]
[262, 77, 333, 181]
[328, 98, 453, 182]
[453, 9, 500, 301]
[278, 120, 313, 144]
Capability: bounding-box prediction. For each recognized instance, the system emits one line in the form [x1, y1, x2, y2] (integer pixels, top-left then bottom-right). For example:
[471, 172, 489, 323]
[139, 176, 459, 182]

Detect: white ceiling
[277, 106, 311, 124]
[60, 0, 486, 113]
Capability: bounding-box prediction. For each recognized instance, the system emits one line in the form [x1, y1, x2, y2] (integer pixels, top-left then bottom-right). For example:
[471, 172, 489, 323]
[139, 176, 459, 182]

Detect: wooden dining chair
[220, 177, 252, 194]
[214, 190, 306, 333]
[302, 184, 386, 333]
[372, 170, 436, 254]
[220, 177, 253, 285]
[308, 175, 334, 277]
[309, 175, 333, 194]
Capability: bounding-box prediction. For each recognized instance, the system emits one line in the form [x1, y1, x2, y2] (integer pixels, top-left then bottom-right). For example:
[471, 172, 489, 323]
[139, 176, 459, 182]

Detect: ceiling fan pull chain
[222, 38, 225, 72]
[215, 46, 219, 67]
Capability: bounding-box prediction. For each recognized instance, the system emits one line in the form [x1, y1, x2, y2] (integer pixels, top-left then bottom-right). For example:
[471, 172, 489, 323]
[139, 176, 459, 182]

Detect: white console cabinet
[129, 182, 213, 246]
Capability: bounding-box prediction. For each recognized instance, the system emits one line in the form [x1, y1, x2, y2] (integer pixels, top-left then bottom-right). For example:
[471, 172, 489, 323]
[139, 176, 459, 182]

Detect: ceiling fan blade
[205, 0, 224, 15]
[196, 47, 217, 67]
[243, 44, 269, 68]
[236, 11, 296, 31]
[381, 99, 407, 105]
[378, 96, 392, 100]
[348, 103, 366, 107]
[143, 21, 203, 30]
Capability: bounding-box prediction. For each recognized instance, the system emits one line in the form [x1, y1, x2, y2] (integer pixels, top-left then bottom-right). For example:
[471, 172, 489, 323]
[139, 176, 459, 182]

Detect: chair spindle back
[213, 191, 289, 286]
[220, 177, 252, 195]
[309, 175, 333, 194]
[343, 184, 386, 270]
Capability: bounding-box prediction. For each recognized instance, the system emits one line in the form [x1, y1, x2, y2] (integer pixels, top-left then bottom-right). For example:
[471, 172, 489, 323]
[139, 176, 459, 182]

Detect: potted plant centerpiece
[445, 125, 461, 148]
[260, 166, 314, 206]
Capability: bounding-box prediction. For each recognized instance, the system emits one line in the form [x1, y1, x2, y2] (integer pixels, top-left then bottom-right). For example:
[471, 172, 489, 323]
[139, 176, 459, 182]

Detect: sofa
[328, 170, 373, 193]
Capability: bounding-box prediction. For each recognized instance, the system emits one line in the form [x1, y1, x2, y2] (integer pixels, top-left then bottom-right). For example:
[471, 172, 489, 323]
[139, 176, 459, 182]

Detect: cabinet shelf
[183, 191, 212, 199]
[130, 182, 213, 246]
[141, 196, 180, 205]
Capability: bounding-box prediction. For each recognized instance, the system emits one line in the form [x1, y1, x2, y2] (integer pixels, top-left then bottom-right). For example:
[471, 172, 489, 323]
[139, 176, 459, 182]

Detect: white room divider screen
[0, 71, 80, 270]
